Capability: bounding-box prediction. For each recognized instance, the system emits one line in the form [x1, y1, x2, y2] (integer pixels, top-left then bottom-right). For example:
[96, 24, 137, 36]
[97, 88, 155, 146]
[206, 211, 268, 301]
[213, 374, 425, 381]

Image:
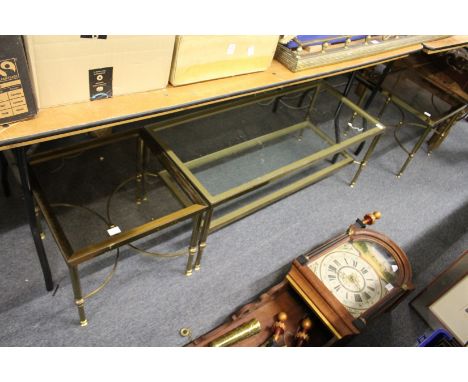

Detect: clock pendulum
[208, 318, 262, 347]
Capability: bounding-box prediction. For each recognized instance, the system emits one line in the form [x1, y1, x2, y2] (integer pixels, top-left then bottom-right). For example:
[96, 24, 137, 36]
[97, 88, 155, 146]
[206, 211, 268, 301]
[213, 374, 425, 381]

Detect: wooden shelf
[0, 42, 431, 151]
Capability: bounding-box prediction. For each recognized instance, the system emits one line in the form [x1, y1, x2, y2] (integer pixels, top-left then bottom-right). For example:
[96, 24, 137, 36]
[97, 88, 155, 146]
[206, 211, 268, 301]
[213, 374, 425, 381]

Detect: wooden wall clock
[188, 212, 414, 346]
[286, 212, 414, 339]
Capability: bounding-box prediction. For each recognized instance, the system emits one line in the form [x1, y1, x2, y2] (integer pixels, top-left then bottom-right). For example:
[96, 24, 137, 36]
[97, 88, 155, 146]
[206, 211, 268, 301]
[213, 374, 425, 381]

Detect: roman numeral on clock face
[334, 285, 341, 292]
[352, 260, 358, 268]
[328, 265, 337, 273]
[361, 267, 368, 274]
[354, 294, 363, 303]
[328, 274, 336, 281]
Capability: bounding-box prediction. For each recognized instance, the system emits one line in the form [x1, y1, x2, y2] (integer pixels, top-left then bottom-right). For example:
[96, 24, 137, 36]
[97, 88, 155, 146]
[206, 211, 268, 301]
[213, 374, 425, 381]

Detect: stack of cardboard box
[0, 35, 280, 125]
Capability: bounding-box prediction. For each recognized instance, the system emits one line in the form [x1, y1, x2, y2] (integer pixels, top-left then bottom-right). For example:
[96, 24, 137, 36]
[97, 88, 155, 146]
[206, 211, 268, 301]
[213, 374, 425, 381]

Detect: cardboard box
[170, 35, 279, 86]
[24, 35, 175, 108]
[0, 36, 38, 125]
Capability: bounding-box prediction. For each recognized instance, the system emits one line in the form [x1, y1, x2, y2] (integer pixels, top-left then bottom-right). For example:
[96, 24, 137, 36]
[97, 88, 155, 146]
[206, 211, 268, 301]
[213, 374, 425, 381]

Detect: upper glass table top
[32, 134, 204, 253]
[153, 99, 335, 196]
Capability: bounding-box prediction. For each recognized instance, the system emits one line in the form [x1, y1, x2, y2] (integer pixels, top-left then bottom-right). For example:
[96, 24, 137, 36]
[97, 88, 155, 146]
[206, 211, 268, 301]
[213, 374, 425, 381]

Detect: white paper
[385, 283, 394, 291]
[429, 276, 468, 345]
[392, 264, 399, 272]
[107, 226, 121, 236]
[226, 43, 236, 55]
[247, 46, 255, 56]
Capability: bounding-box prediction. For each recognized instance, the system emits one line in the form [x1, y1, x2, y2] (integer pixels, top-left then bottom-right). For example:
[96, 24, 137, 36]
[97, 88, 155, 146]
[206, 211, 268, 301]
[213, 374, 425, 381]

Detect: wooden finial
[301, 317, 313, 331]
[295, 317, 314, 347]
[277, 312, 288, 323]
[272, 312, 288, 343]
[362, 211, 382, 226]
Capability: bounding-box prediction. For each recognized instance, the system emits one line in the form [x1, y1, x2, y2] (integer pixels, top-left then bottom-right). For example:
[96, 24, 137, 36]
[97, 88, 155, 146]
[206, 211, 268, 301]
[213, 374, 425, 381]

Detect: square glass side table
[356, 56, 467, 177]
[29, 130, 207, 326]
[143, 80, 387, 272]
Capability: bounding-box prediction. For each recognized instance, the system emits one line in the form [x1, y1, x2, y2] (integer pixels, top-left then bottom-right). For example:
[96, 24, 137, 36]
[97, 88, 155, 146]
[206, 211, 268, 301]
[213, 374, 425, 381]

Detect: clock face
[307, 240, 400, 318]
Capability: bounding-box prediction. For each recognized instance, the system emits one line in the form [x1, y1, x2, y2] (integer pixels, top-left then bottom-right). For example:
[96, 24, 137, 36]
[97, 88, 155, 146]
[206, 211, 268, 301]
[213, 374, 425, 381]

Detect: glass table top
[32, 135, 202, 253]
[152, 97, 341, 198]
[382, 72, 458, 121]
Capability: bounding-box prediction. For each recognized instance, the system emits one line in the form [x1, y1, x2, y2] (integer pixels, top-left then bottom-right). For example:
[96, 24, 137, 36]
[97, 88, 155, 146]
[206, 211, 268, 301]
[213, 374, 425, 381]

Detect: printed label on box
[89, 67, 113, 101]
[80, 35, 108, 40]
[0, 58, 29, 121]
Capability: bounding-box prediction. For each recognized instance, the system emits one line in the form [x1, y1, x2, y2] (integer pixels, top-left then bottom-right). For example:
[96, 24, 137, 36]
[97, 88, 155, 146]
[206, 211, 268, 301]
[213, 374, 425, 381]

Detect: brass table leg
[185, 214, 203, 276]
[194, 208, 213, 272]
[136, 137, 148, 205]
[34, 205, 46, 240]
[68, 265, 88, 326]
[354, 61, 394, 156]
[350, 134, 382, 187]
[427, 113, 461, 155]
[397, 126, 432, 178]
[332, 71, 357, 164]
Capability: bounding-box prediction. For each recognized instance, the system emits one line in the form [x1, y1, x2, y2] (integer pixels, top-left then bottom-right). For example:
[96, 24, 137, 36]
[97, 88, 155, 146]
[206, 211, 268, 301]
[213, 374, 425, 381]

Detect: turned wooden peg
[295, 317, 313, 347]
[272, 312, 288, 343]
[362, 211, 381, 226]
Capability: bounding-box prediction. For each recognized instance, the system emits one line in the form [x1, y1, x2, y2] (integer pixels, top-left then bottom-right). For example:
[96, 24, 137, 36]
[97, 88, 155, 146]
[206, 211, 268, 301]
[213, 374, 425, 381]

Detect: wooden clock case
[188, 215, 414, 347]
[287, 227, 414, 339]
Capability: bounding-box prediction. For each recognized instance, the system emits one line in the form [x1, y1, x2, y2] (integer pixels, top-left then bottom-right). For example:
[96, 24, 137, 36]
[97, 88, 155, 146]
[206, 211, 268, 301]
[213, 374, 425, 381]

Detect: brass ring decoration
[50, 203, 120, 301]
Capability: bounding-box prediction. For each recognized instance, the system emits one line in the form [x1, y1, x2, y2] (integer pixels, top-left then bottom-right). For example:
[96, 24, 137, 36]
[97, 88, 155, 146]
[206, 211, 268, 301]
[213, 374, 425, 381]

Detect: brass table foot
[80, 319, 88, 327]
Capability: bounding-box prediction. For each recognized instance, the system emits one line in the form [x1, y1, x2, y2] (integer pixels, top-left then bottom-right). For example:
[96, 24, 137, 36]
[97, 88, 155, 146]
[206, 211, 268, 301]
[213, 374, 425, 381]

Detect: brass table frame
[28, 130, 208, 326]
[143, 80, 387, 272]
[356, 71, 467, 177]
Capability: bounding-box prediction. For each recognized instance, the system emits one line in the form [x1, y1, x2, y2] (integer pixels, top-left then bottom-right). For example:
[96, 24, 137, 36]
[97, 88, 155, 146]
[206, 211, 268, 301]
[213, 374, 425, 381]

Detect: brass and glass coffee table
[29, 130, 208, 325]
[143, 80, 387, 272]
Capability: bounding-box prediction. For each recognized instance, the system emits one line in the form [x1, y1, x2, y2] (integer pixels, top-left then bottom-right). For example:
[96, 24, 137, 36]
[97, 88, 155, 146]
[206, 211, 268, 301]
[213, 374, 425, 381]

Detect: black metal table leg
[1, 151, 11, 197]
[272, 96, 282, 113]
[332, 71, 357, 164]
[354, 61, 394, 156]
[14, 146, 54, 291]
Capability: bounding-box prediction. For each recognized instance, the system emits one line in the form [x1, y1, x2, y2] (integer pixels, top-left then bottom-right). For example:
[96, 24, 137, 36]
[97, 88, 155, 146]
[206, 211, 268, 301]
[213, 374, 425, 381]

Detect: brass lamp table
[143, 80, 387, 272]
[29, 130, 207, 325]
[356, 55, 467, 177]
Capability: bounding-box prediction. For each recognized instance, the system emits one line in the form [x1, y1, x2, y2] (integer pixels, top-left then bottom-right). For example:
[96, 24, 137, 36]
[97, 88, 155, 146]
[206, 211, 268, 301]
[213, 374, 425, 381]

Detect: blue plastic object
[416, 328, 456, 347]
[286, 35, 367, 49]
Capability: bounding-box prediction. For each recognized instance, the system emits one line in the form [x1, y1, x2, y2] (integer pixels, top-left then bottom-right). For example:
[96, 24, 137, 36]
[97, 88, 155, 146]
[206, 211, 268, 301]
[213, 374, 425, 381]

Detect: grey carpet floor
[0, 79, 467, 346]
